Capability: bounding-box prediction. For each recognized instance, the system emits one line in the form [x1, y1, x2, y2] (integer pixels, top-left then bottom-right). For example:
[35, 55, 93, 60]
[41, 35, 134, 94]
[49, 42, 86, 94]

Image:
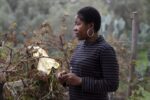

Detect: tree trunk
[128, 11, 139, 97]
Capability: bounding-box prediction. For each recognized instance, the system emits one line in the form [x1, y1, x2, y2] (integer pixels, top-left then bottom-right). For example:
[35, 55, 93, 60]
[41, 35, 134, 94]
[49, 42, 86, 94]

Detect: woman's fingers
[56, 71, 67, 86]
[62, 73, 82, 86]
[62, 73, 75, 85]
[57, 70, 67, 78]
[57, 72, 81, 86]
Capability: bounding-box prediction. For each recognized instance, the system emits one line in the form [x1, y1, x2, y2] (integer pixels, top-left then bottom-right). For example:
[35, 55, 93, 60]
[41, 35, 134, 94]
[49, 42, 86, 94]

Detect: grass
[136, 50, 149, 76]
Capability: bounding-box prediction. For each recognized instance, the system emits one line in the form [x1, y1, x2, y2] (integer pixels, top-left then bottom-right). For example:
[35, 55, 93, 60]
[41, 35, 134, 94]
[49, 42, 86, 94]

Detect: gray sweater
[69, 36, 119, 100]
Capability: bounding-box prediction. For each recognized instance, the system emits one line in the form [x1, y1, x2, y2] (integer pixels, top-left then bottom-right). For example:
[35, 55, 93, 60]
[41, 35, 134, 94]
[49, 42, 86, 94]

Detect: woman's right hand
[57, 70, 68, 86]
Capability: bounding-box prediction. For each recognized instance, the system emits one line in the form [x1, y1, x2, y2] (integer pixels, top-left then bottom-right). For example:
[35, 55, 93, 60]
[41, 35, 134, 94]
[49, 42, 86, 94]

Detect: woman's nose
[73, 26, 77, 31]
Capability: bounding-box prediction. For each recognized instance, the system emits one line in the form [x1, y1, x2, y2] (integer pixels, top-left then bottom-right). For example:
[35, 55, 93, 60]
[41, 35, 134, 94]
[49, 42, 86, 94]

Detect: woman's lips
[73, 32, 78, 36]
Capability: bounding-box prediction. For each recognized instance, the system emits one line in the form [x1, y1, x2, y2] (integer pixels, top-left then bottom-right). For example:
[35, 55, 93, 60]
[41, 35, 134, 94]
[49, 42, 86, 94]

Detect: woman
[58, 6, 119, 100]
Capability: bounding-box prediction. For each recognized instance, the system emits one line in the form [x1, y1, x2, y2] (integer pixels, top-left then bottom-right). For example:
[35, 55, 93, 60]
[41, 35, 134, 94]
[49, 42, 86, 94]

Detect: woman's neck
[85, 34, 98, 43]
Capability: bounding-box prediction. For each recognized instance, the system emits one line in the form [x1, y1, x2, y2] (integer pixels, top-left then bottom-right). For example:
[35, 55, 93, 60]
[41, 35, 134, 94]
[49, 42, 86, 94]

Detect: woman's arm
[81, 47, 119, 93]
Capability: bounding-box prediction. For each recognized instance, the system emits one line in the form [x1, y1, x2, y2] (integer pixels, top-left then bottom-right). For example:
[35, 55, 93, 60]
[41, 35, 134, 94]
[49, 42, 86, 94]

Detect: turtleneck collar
[84, 35, 104, 46]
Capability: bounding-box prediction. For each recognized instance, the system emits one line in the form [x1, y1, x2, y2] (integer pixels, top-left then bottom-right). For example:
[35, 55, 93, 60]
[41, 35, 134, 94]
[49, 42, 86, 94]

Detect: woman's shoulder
[97, 39, 115, 53]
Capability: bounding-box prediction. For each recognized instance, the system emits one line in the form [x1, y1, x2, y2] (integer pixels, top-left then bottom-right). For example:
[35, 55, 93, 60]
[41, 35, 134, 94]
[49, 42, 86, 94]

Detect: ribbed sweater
[69, 35, 119, 100]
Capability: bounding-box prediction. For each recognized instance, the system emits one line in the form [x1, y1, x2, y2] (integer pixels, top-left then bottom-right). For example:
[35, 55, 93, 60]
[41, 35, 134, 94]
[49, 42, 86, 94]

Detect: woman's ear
[87, 23, 94, 29]
[91, 23, 94, 28]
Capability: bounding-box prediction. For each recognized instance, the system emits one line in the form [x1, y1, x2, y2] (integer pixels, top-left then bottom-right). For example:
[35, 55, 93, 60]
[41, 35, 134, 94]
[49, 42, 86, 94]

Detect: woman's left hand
[62, 73, 82, 86]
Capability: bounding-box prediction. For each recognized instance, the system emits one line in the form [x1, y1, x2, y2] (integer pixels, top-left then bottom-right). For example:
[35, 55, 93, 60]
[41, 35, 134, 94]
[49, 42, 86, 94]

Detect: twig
[5, 46, 13, 71]
[21, 78, 27, 87]
[59, 35, 70, 69]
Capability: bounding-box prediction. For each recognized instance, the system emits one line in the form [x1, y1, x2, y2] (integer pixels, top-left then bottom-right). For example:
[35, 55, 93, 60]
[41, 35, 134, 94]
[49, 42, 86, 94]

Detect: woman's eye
[76, 22, 81, 26]
[76, 23, 79, 25]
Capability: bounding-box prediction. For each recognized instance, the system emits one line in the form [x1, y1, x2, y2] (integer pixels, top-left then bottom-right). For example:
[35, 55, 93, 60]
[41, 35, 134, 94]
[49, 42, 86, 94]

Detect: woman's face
[73, 15, 89, 40]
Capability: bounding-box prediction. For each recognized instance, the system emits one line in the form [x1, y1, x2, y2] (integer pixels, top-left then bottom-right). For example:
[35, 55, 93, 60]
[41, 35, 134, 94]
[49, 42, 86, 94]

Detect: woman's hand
[57, 70, 67, 85]
[62, 72, 82, 86]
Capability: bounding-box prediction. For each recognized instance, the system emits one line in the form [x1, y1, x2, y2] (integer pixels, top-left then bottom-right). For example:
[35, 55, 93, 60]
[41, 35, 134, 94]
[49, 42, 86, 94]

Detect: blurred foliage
[130, 85, 150, 100]
[136, 50, 149, 76]
[108, 35, 150, 100]
[0, 0, 149, 44]
[0, 18, 77, 99]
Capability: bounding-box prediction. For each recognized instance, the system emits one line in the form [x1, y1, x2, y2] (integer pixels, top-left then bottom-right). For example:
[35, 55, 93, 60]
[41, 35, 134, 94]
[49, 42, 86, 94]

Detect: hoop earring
[87, 28, 94, 38]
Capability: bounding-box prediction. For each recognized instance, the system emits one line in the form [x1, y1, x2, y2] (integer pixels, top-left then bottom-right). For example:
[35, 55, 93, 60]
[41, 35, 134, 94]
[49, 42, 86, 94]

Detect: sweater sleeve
[81, 47, 119, 93]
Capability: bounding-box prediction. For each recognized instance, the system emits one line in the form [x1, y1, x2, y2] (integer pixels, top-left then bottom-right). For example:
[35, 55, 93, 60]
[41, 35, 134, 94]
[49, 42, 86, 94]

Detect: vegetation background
[0, 0, 150, 100]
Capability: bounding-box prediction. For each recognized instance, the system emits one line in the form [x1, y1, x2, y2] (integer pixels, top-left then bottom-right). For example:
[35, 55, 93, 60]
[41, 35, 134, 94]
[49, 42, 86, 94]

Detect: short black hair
[77, 6, 101, 33]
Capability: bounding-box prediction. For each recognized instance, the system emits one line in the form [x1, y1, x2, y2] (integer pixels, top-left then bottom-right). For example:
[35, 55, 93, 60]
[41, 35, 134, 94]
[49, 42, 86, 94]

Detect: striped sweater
[69, 36, 119, 100]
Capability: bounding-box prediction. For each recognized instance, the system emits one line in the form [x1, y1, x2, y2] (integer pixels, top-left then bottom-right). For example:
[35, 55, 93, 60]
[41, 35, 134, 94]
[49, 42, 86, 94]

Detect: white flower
[28, 46, 60, 75]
